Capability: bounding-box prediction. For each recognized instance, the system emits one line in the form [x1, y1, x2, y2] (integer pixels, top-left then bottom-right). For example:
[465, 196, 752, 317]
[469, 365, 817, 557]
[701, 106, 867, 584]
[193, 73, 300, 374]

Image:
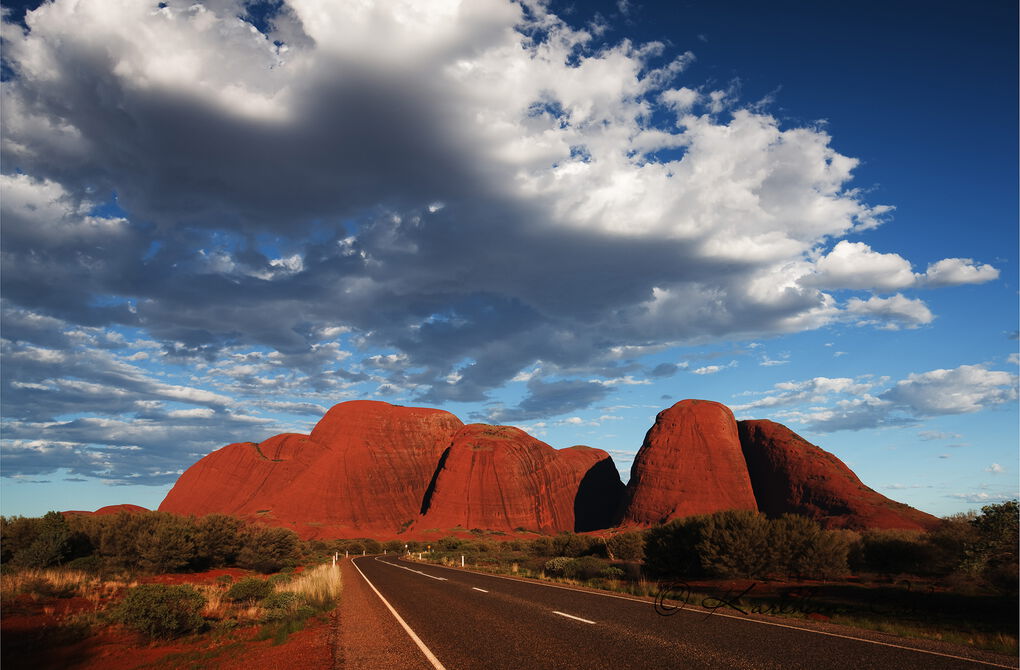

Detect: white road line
[472, 587, 489, 593]
[351, 557, 448, 670]
[376, 556, 448, 580]
[553, 611, 596, 625]
[397, 558, 1014, 669]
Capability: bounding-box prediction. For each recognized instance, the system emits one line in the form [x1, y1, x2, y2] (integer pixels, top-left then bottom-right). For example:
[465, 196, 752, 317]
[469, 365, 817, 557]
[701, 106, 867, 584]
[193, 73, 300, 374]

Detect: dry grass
[275, 563, 342, 610]
[0, 568, 136, 603]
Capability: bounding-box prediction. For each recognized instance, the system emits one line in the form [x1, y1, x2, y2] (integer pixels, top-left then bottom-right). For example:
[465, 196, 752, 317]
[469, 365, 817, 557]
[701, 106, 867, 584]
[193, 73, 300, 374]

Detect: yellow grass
[275, 563, 342, 610]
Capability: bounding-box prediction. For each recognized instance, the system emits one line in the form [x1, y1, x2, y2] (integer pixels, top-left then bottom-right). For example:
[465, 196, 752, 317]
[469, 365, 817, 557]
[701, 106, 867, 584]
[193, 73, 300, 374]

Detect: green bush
[608, 532, 645, 561]
[856, 529, 933, 575]
[567, 556, 608, 580]
[193, 515, 244, 569]
[237, 526, 300, 573]
[769, 514, 849, 579]
[261, 592, 303, 621]
[544, 557, 574, 576]
[551, 533, 590, 557]
[115, 584, 205, 639]
[6, 512, 74, 569]
[600, 566, 625, 580]
[696, 510, 771, 578]
[226, 577, 273, 603]
[968, 500, 1019, 594]
[643, 516, 708, 578]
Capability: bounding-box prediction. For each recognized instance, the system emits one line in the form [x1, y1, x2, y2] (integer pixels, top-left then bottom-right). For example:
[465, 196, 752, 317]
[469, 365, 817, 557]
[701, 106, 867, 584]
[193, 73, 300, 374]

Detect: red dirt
[0, 568, 336, 670]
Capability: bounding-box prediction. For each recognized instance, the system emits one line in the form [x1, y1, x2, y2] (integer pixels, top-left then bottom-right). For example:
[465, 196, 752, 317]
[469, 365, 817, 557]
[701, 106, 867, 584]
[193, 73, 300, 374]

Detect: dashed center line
[472, 587, 489, 593]
[377, 557, 448, 580]
[552, 611, 596, 624]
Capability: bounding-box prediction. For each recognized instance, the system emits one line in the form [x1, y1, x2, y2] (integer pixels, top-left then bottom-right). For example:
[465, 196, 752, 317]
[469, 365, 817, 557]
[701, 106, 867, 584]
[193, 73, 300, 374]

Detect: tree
[607, 531, 645, 561]
[194, 515, 243, 569]
[9, 512, 73, 568]
[968, 500, 1019, 594]
[696, 510, 771, 578]
[643, 516, 708, 579]
[238, 526, 300, 573]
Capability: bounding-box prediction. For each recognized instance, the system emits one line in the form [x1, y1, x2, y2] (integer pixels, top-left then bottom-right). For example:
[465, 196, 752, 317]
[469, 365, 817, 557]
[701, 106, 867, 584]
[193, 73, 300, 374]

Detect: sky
[1, 0, 1017, 519]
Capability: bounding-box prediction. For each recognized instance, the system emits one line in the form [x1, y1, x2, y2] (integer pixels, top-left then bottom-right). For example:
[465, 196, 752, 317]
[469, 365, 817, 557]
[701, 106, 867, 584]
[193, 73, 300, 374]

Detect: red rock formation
[420, 425, 623, 533]
[160, 401, 463, 535]
[64, 504, 149, 517]
[94, 504, 149, 515]
[620, 399, 758, 525]
[738, 419, 939, 531]
[156, 397, 937, 538]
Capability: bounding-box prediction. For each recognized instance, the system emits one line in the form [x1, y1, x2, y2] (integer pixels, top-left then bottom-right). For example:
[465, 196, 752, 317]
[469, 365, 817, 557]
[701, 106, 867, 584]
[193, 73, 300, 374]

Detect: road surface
[350, 555, 1015, 670]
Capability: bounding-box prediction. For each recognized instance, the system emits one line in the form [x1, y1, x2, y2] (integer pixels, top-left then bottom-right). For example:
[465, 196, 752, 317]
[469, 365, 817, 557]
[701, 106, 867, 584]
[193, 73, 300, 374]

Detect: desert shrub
[551, 532, 590, 557]
[696, 510, 772, 578]
[267, 573, 292, 586]
[115, 584, 205, 639]
[7, 512, 74, 569]
[437, 537, 462, 552]
[529, 537, 555, 557]
[344, 542, 365, 556]
[226, 577, 273, 604]
[193, 515, 244, 569]
[968, 500, 1019, 594]
[856, 529, 933, 576]
[924, 513, 977, 576]
[567, 556, 608, 580]
[768, 514, 849, 579]
[133, 514, 198, 574]
[383, 540, 403, 553]
[643, 516, 708, 578]
[544, 557, 574, 576]
[261, 592, 302, 621]
[65, 555, 104, 574]
[237, 526, 300, 573]
[363, 539, 382, 554]
[608, 531, 645, 561]
[600, 566, 625, 580]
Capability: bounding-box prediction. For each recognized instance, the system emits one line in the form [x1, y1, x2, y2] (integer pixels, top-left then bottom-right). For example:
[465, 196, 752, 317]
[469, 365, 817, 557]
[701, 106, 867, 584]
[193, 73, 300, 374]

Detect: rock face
[420, 425, 624, 533]
[738, 419, 939, 531]
[64, 504, 149, 517]
[158, 397, 936, 538]
[620, 400, 758, 525]
[160, 401, 464, 535]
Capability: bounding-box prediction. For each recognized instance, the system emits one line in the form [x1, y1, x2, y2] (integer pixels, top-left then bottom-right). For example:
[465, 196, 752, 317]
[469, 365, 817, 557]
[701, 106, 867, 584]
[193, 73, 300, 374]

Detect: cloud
[845, 294, 934, 329]
[0, 0, 1007, 482]
[917, 430, 962, 441]
[985, 463, 1005, 474]
[947, 492, 1018, 504]
[801, 241, 998, 292]
[883, 365, 1018, 415]
[735, 363, 1017, 432]
[802, 241, 916, 291]
[921, 258, 1000, 287]
[691, 361, 737, 375]
[485, 378, 610, 423]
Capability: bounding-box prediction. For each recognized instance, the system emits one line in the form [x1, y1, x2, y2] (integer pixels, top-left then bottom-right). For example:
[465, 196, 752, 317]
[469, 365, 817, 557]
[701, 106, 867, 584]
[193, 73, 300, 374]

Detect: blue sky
[1, 0, 1016, 519]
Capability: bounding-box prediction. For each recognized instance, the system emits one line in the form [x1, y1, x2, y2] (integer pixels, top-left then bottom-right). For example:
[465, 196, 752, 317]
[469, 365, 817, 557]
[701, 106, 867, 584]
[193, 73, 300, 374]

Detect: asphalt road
[351, 555, 1016, 670]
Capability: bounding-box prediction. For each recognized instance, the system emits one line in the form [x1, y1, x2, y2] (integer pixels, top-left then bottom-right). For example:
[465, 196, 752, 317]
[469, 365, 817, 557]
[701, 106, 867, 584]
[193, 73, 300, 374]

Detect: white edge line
[351, 556, 448, 670]
[398, 558, 1014, 669]
[553, 610, 596, 624]
[472, 587, 489, 593]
